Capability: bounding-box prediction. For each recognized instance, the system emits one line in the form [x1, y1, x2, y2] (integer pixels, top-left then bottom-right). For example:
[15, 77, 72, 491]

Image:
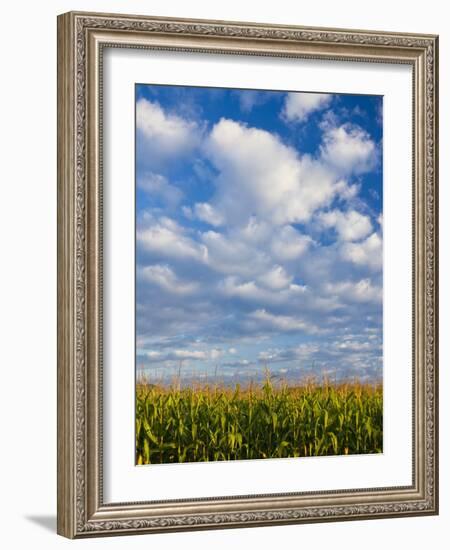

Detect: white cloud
[219, 275, 306, 307]
[258, 265, 292, 290]
[137, 216, 208, 262]
[181, 205, 193, 219]
[282, 92, 332, 122]
[248, 309, 319, 334]
[210, 349, 222, 360]
[136, 98, 201, 160]
[201, 230, 269, 277]
[335, 340, 372, 352]
[256, 335, 382, 373]
[318, 209, 373, 241]
[137, 172, 183, 207]
[144, 348, 223, 364]
[324, 278, 382, 303]
[206, 118, 344, 226]
[223, 359, 251, 368]
[258, 343, 320, 363]
[320, 123, 377, 175]
[334, 180, 360, 201]
[236, 90, 270, 113]
[220, 277, 267, 302]
[341, 232, 382, 270]
[192, 202, 225, 227]
[270, 225, 312, 261]
[140, 264, 198, 295]
[238, 217, 272, 244]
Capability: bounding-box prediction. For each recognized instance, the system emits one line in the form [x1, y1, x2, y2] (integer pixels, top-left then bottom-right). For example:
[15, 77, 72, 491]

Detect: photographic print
[135, 84, 383, 465]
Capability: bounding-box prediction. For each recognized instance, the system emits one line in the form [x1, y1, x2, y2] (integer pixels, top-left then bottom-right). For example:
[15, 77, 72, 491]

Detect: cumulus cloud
[334, 180, 360, 201]
[323, 278, 382, 303]
[318, 209, 373, 242]
[223, 359, 251, 368]
[341, 232, 382, 270]
[144, 348, 223, 364]
[257, 335, 382, 381]
[201, 230, 270, 277]
[282, 92, 332, 122]
[139, 264, 198, 295]
[191, 202, 225, 227]
[334, 340, 372, 352]
[258, 343, 320, 363]
[205, 118, 351, 227]
[219, 276, 306, 308]
[137, 216, 208, 262]
[238, 217, 272, 244]
[136, 98, 202, 166]
[270, 226, 312, 261]
[248, 309, 320, 334]
[258, 265, 292, 290]
[320, 123, 377, 175]
[138, 172, 183, 207]
[219, 277, 271, 303]
[235, 90, 271, 113]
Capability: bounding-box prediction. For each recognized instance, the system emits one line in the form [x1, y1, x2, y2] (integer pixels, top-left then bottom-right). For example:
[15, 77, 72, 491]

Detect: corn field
[136, 378, 383, 464]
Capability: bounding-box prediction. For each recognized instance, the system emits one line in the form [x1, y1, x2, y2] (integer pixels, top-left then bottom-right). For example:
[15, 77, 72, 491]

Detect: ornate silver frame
[57, 11, 439, 538]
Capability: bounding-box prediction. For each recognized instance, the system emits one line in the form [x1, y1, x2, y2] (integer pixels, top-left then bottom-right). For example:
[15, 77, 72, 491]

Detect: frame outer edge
[57, 12, 77, 539]
[56, 10, 439, 538]
[431, 35, 439, 515]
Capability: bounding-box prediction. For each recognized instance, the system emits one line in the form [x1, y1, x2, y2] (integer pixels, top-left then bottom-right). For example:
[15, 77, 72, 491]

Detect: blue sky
[135, 84, 383, 384]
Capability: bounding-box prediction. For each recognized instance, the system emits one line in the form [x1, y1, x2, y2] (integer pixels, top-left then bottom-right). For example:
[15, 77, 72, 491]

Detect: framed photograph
[57, 11, 439, 538]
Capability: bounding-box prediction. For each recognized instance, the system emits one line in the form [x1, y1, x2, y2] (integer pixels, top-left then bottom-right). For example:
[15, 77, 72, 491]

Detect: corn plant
[136, 377, 383, 465]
